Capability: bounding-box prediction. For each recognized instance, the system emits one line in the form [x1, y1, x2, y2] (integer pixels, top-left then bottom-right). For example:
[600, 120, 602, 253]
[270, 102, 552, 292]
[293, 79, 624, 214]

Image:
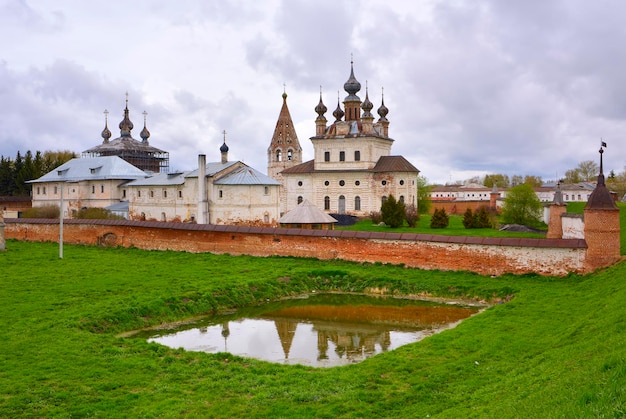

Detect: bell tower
[267, 89, 302, 182]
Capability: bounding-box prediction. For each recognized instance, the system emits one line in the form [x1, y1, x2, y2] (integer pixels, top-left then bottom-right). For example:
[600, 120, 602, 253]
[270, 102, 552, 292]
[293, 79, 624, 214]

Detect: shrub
[381, 195, 406, 228]
[462, 208, 476, 228]
[74, 207, 125, 220]
[369, 211, 383, 224]
[20, 205, 60, 218]
[405, 204, 419, 228]
[475, 206, 493, 228]
[501, 183, 543, 226]
[430, 208, 449, 229]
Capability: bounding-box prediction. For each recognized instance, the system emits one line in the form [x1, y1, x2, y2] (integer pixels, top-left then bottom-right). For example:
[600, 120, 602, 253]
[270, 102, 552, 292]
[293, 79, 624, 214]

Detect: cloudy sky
[1, 0, 625, 184]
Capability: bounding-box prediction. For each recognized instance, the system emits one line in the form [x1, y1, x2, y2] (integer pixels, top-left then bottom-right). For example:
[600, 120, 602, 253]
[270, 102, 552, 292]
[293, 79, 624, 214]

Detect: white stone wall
[562, 215, 585, 239]
[32, 179, 126, 217]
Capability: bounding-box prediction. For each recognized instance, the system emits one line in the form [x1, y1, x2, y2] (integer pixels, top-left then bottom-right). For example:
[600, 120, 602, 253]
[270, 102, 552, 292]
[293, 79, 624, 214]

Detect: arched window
[338, 195, 346, 214]
[399, 195, 405, 203]
[287, 149, 293, 161]
[324, 196, 330, 210]
[355, 196, 361, 211]
[297, 196, 303, 205]
[382, 196, 387, 206]
[276, 149, 282, 162]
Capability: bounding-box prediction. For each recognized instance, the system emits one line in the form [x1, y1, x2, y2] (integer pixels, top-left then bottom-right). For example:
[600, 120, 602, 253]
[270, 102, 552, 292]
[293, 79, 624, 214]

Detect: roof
[83, 136, 166, 155]
[28, 156, 148, 183]
[372, 156, 420, 172]
[125, 171, 186, 187]
[281, 156, 419, 175]
[214, 165, 280, 185]
[278, 199, 338, 224]
[185, 161, 239, 178]
[105, 201, 129, 212]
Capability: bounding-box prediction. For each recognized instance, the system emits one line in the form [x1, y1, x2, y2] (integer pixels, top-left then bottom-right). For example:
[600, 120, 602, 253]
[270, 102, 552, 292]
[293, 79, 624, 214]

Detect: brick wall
[5, 218, 589, 276]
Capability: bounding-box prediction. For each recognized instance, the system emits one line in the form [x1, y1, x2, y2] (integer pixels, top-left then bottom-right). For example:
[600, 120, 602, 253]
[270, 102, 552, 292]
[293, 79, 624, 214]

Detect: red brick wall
[430, 200, 493, 215]
[5, 219, 591, 276]
[584, 208, 621, 271]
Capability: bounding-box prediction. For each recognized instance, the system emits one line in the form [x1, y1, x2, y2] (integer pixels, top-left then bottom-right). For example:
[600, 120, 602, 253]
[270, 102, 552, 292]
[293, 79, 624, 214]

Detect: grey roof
[278, 199, 338, 224]
[214, 165, 281, 185]
[282, 156, 419, 175]
[105, 201, 129, 212]
[125, 171, 187, 187]
[28, 156, 148, 183]
[185, 161, 239, 178]
[83, 136, 166, 154]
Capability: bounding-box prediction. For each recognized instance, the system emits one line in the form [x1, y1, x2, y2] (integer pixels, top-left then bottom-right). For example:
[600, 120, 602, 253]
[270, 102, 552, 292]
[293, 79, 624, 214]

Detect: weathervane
[599, 138, 607, 176]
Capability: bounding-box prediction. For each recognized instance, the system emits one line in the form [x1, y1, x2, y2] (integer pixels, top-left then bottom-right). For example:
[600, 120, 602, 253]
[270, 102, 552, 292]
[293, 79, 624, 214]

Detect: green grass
[338, 213, 547, 238]
[1, 240, 624, 417]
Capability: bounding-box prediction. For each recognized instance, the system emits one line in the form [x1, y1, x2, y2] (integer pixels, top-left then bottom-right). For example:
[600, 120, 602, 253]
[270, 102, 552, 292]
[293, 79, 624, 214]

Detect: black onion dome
[343, 61, 361, 100]
[119, 106, 134, 137]
[333, 98, 345, 122]
[377, 96, 389, 121]
[315, 92, 327, 116]
[101, 114, 112, 143]
[140, 125, 150, 142]
[361, 87, 373, 116]
[220, 141, 229, 153]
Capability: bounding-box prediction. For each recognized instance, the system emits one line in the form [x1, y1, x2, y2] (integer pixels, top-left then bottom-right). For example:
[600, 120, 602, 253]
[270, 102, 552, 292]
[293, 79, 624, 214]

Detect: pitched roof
[278, 199, 338, 224]
[28, 156, 148, 183]
[125, 171, 186, 187]
[281, 160, 315, 174]
[214, 165, 281, 185]
[185, 161, 239, 178]
[372, 156, 419, 172]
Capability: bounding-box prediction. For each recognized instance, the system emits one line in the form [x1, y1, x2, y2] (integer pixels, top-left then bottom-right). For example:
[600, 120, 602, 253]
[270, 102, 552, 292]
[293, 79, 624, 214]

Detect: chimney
[197, 154, 207, 224]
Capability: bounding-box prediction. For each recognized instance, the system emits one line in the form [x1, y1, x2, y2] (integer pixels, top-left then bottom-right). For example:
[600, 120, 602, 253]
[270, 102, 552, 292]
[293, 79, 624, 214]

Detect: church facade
[269, 63, 420, 216]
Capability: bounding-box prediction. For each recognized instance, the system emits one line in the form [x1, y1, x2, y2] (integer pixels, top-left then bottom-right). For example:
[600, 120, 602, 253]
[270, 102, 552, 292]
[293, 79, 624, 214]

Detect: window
[355, 180, 360, 186]
[382, 196, 387, 205]
[92, 185, 95, 194]
[298, 181, 303, 187]
[138, 190, 141, 198]
[43, 187, 46, 195]
[219, 190, 223, 198]
[324, 196, 330, 210]
[276, 150, 282, 162]
[54, 186, 58, 195]
[339, 151, 345, 161]
[324, 180, 330, 186]
[37, 187, 40, 195]
[122, 189, 126, 198]
[324, 151, 330, 162]
[355, 196, 361, 211]
[264, 186, 269, 195]
[100, 185, 104, 193]
[399, 195, 405, 203]
[287, 149, 293, 161]
[355, 150, 360, 161]
[161, 212, 166, 221]
[297, 196, 303, 204]
[264, 213, 269, 223]
[382, 180, 387, 186]
[400, 180, 405, 185]
[150, 190, 154, 198]
[163, 190, 167, 198]
[338, 195, 345, 214]
[178, 190, 182, 198]
[339, 180, 345, 186]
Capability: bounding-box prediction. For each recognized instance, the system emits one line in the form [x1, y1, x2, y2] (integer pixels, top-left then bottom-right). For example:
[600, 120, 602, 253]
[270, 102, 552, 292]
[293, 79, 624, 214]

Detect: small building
[28, 156, 147, 218]
[278, 199, 337, 229]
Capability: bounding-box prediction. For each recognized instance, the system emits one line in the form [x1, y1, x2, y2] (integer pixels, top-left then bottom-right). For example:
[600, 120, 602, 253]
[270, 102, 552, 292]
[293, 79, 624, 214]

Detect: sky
[1, 0, 625, 185]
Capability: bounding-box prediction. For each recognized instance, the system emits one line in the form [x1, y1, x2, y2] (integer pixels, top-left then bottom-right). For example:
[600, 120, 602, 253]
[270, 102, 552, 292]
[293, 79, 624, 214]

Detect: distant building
[83, 96, 169, 173]
[271, 62, 420, 216]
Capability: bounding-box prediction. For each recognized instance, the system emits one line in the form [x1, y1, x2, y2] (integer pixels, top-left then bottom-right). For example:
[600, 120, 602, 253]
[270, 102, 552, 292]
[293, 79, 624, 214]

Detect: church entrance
[338, 195, 345, 214]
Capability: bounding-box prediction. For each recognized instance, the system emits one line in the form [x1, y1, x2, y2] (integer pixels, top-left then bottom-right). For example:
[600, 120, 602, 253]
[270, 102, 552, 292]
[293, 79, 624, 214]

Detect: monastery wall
[5, 219, 590, 276]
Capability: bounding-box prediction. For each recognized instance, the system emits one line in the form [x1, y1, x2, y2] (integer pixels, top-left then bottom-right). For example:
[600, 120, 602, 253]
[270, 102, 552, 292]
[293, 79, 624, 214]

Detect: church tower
[267, 90, 302, 182]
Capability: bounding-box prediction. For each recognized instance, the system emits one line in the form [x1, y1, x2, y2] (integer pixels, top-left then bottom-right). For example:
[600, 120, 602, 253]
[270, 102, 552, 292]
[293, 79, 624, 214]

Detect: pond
[134, 293, 483, 367]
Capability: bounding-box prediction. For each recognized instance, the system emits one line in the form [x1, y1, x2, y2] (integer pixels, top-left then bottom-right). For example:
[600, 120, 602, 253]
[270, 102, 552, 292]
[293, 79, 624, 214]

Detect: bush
[381, 195, 406, 228]
[462, 208, 475, 228]
[20, 205, 60, 218]
[369, 211, 383, 224]
[74, 207, 125, 220]
[463, 206, 494, 229]
[501, 183, 543, 226]
[430, 208, 449, 229]
[405, 204, 419, 228]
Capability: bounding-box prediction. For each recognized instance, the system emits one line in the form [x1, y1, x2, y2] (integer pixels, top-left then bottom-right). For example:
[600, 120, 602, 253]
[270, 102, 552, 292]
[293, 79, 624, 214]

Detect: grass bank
[0, 240, 624, 417]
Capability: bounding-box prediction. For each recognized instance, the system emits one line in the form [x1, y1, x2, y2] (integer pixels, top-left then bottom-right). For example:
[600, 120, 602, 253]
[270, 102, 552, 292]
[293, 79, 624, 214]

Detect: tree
[483, 174, 510, 188]
[577, 160, 599, 181]
[523, 175, 543, 187]
[510, 175, 523, 186]
[405, 204, 419, 228]
[430, 208, 449, 229]
[462, 208, 476, 228]
[563, 168, 582, 184]
[501, 183, 543, 226]
[381, 194, 405, 228]
[416, 175, 432, 214]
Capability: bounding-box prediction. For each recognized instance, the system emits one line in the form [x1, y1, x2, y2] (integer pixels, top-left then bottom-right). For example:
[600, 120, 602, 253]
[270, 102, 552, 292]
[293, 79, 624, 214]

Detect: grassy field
[0, 240, 624, 417]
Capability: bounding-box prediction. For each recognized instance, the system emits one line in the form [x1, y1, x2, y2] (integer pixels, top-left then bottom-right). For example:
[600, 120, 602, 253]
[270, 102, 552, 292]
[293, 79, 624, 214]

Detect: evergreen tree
[462, 208, 476, 228]
[381, 194, 406, 228]
[430, 208, 449, 229]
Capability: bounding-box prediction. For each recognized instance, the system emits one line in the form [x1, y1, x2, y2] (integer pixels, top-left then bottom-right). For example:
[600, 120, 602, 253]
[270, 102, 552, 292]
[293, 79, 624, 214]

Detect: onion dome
[377, 88, 389, 121]
[343, 60, 361, 101]
[101, 109, 112, 143]
[361, 83, 373, 118]
[315, 88, 327, 117]
[140, 111, 150, 143]
[333, 94, 345, 122]
[220, 129, 229, 153]
[119, 94, 134, 137]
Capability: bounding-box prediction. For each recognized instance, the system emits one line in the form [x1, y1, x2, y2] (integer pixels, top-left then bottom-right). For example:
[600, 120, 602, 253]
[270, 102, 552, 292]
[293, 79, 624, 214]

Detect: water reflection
[142, 294, 481, 367]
